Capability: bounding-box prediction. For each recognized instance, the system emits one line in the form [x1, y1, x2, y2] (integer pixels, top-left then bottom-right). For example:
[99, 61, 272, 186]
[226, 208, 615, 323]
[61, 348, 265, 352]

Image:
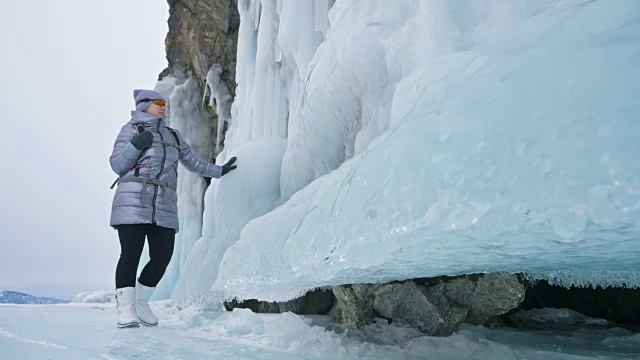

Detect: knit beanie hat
[133, 89, 166, 112]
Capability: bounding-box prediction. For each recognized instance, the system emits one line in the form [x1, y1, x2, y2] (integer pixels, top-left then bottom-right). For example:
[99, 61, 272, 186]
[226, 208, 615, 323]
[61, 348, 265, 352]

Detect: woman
[109, 89, 237, 328]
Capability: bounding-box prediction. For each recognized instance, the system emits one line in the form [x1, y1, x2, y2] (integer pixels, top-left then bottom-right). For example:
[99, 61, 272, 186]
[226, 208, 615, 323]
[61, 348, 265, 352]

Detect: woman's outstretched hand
[221, 157, 238, 176]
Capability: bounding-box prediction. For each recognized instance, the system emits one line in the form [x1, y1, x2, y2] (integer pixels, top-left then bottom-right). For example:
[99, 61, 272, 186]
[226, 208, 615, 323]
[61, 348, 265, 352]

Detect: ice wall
[279, 0, 563, 200]
[171, 0, 334, 306]
[223, 0, 333, 152]
[206, 0, 640, 302]
[171, 136, 286, 307]
[152, 77, 216, 299]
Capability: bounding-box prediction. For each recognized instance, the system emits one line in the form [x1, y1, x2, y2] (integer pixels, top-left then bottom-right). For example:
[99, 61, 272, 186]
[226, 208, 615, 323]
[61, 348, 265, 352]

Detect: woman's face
[145, 103, 166, 118]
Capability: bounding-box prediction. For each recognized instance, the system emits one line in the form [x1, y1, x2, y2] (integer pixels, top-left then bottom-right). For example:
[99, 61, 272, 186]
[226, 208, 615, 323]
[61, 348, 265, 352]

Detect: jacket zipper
[151, 123, 167, 225]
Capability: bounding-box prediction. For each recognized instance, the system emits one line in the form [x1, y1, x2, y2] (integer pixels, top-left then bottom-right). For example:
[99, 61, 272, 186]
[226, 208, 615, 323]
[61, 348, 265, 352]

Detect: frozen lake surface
[1, 303, 638, 359]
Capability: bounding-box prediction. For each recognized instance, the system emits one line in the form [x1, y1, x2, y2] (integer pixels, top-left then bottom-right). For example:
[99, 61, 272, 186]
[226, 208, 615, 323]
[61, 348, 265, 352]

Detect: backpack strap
[133, 124, 146, 177]
[166, 126, 181, 147]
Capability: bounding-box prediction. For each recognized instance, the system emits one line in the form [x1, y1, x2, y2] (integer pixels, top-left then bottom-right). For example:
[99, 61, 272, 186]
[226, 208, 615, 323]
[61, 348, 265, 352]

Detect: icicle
[314, 0, 333, 34]
[238, 0, 262, 31]
[201, 79, 209, 108]
[204, 65, 233, 153]
[275, 43, 282, 63]
[252, 0, 262, 31]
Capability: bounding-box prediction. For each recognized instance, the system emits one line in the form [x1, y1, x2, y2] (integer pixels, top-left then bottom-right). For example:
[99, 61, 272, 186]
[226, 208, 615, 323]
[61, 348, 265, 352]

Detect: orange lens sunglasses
[137, 98, 167, 107]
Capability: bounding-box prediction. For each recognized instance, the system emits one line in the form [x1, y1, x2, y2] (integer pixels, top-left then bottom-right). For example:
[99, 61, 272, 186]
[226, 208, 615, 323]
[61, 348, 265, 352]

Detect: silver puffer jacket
[109, 111, 222, 233]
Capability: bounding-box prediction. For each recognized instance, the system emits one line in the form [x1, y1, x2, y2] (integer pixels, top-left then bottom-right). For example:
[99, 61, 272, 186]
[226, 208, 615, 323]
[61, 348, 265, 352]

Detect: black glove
[221, 156, 237, 176]
[131, 131, 153, 150]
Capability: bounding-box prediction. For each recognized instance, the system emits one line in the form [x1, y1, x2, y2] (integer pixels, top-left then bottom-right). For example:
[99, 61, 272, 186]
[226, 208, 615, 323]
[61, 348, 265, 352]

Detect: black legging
[115, 224, 175, 289]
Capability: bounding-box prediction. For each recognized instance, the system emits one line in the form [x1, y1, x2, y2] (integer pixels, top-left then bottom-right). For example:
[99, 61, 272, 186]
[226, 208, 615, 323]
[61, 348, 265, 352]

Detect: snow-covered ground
[1, 303, 638, 359]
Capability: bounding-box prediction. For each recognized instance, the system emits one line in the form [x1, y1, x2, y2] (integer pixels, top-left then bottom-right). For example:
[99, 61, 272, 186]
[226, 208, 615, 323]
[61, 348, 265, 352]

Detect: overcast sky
[0, 1, 170, 299]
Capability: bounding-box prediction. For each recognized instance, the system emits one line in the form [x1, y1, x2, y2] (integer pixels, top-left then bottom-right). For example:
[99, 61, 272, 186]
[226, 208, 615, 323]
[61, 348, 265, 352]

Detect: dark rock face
[506, 308, 613, 331]
[224, 289, 335, 315]
[165, 0, 239, 96]
[333, 273, 526, 336]
[331, 284, 379, 328]
[226, 273, 526, 337]
[163, 0, 239, 155]
[373, 281, 465, 336]
[519, 280, 640, 326]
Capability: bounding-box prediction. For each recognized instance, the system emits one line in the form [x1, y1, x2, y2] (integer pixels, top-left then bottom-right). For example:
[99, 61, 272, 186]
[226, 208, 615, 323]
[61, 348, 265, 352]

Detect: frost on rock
[203, 65, 233, 153]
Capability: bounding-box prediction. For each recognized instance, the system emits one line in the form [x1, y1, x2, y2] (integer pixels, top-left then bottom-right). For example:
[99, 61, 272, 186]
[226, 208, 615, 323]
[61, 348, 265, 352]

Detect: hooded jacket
[109, 111, 222, 232]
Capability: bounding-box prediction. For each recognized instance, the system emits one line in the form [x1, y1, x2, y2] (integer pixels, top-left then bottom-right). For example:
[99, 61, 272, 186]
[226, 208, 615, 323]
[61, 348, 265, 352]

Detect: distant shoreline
[0, 290, 70, 304]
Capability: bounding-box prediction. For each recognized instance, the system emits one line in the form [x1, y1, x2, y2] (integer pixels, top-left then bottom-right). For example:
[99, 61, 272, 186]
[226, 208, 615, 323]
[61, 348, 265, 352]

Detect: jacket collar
[129, 111, 163, 126]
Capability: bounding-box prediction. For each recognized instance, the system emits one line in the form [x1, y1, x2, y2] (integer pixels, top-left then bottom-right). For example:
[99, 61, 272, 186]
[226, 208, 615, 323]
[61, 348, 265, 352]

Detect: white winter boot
[135, 280, 158, 326]
[115, 287, 139, 328]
